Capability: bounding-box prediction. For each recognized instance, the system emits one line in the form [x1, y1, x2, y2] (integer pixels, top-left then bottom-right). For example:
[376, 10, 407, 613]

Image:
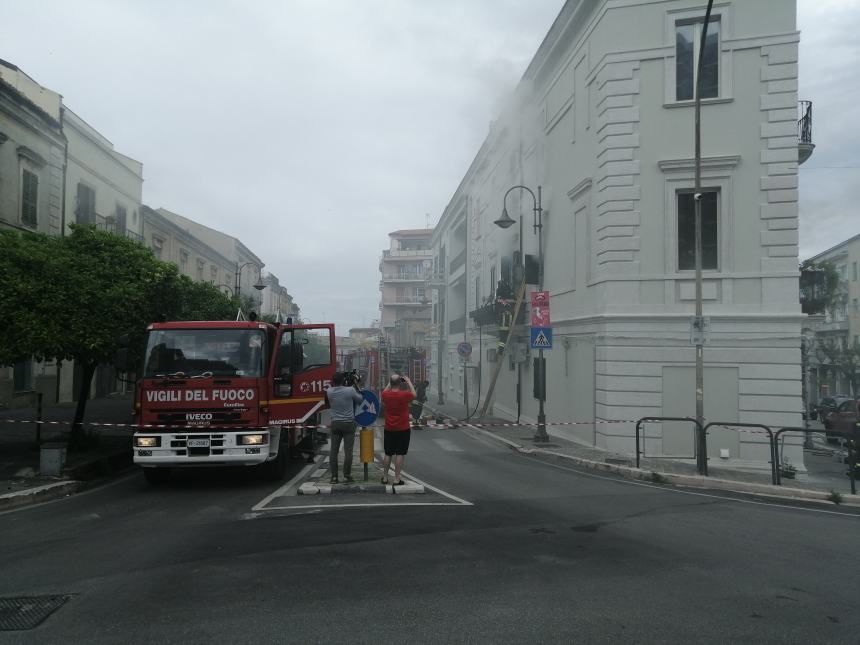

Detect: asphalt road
[1, 425, 859, 644]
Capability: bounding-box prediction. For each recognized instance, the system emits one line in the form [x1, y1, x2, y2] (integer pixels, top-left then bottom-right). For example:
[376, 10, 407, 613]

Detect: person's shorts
[383, 429, 411, 456]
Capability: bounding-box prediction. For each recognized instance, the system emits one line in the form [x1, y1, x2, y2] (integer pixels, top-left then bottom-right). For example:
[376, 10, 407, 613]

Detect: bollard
[40, 442, 67, 476]
[360, 427, 374, 481]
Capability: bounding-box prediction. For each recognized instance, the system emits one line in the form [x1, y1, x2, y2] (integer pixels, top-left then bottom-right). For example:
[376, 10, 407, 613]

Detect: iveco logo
[186, 413, 213, 421]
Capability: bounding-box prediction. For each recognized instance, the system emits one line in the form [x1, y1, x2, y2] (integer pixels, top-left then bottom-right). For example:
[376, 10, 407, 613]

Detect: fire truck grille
[155, 409, 250, 426]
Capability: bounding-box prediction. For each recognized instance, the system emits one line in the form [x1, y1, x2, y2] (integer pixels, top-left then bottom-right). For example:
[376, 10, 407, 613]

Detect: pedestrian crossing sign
[530, 326, 553, 349]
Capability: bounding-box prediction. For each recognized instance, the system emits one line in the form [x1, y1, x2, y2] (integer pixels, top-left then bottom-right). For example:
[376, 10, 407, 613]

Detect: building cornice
[658, 155, 741, 173]
[567, 178, 592, 201]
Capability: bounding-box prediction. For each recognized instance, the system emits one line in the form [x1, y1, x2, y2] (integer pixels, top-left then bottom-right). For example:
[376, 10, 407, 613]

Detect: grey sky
[1, 1, 856, 329]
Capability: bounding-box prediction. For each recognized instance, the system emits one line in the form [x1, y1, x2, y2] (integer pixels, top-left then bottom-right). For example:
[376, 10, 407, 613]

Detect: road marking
[433, 438, 464, 452]
[247, 501, 470, 515]
[519, 453, 860, 519]
[251, 457, 323, 511]
[393, 469, 472, 505]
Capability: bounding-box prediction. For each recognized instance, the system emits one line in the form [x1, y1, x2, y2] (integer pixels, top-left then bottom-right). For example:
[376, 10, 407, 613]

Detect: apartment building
[805, 233, 860, 397]
[0, 59, 144, 406]
[379, 229, 433, 347]
[429, 0, 813, 472]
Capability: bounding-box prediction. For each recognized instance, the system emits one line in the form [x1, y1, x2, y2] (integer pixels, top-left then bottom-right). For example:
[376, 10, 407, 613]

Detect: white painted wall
[431, 0, 805, 472]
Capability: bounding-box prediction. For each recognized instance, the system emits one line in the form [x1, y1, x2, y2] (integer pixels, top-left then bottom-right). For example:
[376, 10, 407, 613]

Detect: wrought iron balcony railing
[798, 100, 814, 165]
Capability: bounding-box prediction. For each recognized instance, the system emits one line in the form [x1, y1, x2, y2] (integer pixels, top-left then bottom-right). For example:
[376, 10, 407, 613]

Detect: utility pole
[693, 0, 714, 476]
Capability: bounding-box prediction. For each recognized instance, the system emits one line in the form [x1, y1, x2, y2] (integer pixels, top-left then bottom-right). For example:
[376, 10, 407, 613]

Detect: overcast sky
[2, 1, 857, 330]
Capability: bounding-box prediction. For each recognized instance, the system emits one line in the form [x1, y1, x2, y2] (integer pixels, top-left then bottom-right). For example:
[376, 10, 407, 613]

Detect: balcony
[816, 319, 849, 334]
[383, 249, 432, 259]
[383, 296, 429, 305]
[469, 301, 526, 329]
[382, 272, 425, 281]
[449, 248, 467, 273]
[798, 100, 814, 165]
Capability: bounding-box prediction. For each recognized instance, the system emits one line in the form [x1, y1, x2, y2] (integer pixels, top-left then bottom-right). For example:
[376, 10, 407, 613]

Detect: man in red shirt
[380, 374, 416, 486]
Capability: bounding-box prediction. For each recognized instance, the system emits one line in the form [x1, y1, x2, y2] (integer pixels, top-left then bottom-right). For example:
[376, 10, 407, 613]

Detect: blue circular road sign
[354, 389, 380, 426]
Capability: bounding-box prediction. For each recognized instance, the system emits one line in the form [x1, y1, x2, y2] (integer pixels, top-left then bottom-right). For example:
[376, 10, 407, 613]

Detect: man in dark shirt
[324, 371, 363, 484]
[380, 374, 416, 486]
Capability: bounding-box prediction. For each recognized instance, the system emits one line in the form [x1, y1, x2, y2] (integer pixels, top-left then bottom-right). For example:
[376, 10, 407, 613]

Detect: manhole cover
[0, 595, 69, 630]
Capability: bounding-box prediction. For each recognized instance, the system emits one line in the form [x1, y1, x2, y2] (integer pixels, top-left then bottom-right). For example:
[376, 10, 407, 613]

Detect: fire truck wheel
[260, 447, 288, 481]
[143, 467, 171, 485]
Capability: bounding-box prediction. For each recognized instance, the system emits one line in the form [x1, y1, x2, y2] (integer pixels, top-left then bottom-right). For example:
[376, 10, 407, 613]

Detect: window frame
[676, 189, 721, 272]
[20, 168, 39, 229]
[675, 17, 721, 102]
[664, 6, 732, 107]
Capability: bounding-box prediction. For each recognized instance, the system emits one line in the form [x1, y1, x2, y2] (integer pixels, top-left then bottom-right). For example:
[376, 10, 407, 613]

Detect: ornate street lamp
[495, 184, 547, 443]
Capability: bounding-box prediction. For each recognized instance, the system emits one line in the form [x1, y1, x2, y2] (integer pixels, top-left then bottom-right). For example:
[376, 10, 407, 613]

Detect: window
[21, 169, 38, 228]
[76, 183, 96, 225]
[151, 236, 164, 259]
[115, 205, 127, 235]
[677, 191, 718, 271]
[676, 19, 720, 101]
[210, 266, 218, 283]
[853, 261, 857, 281]
[854, 298, 858, 312]
[196, 259, 205, 281]
[179, 250, 189, 273]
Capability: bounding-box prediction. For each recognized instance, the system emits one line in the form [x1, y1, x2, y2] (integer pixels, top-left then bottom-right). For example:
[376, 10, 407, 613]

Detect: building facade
[429, 0, 812, 472]
[260, 272, 300, 321]
[141, 205, 236, 290]
[379, 229, 433, 348]
[0, 59, 144, 407]
[0, 61, 66, 407]
[155, 207, 266, 310]
[805, 233, 860, 398]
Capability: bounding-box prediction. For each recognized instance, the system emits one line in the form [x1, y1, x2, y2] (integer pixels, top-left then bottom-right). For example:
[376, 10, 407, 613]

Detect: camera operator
[324, 371, 363, 484]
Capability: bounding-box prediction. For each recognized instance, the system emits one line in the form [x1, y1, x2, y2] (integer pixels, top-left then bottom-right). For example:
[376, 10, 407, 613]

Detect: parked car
[814, 396, 851, 424]
[823, 398, 859, 440]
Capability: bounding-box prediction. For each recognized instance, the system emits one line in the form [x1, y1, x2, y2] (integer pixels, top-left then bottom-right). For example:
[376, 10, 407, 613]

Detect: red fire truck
[123, 319, 336, 484]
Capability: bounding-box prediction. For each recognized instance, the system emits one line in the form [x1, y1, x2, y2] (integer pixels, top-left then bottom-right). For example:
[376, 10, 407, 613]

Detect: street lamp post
[494, 184, 547, 443]
[693, 0, 715, 476]
[235, 262, 267, 303]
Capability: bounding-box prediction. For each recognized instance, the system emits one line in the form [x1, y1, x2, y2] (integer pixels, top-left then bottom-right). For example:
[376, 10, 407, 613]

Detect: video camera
[342, 369, 362, 387]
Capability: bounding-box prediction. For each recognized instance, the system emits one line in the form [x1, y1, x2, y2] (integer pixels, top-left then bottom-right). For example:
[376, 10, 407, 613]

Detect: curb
[466, 424, 860, 508]
[298, 481, 425, 495]
[0, 480, 83, 511]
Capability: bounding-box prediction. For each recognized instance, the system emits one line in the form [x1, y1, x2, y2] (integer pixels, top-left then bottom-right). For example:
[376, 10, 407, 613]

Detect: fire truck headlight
[239, 434, 266, 445]
[135, 436, 160, 448]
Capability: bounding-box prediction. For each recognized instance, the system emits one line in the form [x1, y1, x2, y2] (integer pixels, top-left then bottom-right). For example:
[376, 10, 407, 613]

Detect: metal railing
[798, 100, 813, 144]
[635, 417, 705, 474]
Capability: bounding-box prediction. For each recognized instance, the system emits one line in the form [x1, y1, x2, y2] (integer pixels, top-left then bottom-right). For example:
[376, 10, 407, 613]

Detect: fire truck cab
[129, 320, 336, 484]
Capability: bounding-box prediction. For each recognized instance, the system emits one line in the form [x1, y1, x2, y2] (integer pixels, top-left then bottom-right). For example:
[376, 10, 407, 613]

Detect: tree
[800, 259, 844, 316]
[0, 226, 238, 431]
[817, 338, 860, 397]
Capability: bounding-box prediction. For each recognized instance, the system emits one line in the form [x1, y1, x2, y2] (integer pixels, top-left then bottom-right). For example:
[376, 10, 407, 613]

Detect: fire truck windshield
[143, 329, 266, 378]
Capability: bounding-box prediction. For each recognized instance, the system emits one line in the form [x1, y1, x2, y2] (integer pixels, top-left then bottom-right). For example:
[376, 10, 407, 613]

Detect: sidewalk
[423, 398, 860, 506]
[0, 394, 134, 510]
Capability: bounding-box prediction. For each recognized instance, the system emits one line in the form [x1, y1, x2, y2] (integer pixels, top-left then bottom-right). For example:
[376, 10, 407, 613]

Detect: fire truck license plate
[187, 438, 210, 448]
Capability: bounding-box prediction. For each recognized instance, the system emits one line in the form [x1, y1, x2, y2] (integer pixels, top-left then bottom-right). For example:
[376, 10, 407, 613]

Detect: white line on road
[251, 457, 323, 511]
[247, 501, 471, 515]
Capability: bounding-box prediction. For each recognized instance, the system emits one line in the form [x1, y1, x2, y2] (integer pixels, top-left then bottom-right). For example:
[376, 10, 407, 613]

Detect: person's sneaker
[343, 475, 355, 483]
[329, 477, 339, 484]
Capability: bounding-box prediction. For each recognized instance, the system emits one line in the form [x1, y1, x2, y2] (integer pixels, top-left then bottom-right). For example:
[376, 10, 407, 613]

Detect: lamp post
[235, 262, 267, 302]
[693, 0, 714, 476]
[218, 284, 234, 297]
[494, 184, 547, 443]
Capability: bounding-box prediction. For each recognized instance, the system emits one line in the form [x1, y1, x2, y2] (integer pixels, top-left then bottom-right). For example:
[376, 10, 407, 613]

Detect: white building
[429, 0, 812, 472]
[0, 59, 144, 406]
[379, 229, 433, 347]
